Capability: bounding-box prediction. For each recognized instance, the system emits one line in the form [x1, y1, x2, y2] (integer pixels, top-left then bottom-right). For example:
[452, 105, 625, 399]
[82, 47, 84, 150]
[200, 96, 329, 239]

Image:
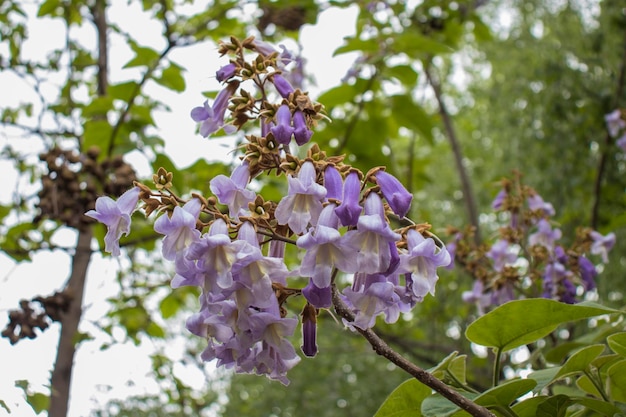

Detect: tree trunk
[48, 229, 93, 417]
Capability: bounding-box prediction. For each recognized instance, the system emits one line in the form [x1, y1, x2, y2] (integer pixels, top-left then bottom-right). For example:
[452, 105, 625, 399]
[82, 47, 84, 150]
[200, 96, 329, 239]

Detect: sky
[0, 2, 359, 416]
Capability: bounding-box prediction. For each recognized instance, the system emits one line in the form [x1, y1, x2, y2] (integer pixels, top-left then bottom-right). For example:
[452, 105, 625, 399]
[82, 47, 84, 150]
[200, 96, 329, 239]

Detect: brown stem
[424, 63, 481, 244]
[591, 27, 626, 229]
[331, 285, 495, 417]
[49, 2, 106, 415]
[48, 229, 93, 417]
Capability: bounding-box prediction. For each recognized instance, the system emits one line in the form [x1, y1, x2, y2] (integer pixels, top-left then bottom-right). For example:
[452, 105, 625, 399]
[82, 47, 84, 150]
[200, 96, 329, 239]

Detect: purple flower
[210, 161, 256, 218]
[190, 83, 238, 137]
[528, 219, 562, 250]
[239, 299, 300, 384]
[302, 280, 332, 308]
[462, 280, 491, 315]
[292, 110, 313, 145]
[605, 109, 626, 138]
[527, 193, 555, 217]
[275, 161, 326, 234]
[85, 187, 140, 256]
[216, 63, 237, 82]
[374, 170, 413, 218]
[343, 273, 401, 329]
[323, 165, 343, 201]
[301, 303, 318, 357]
[270, 104, 294, 145]
[153, 199, 202, 260]
[272, 74, 295, 98]
[297, 204, 357, 288]
[486, 239, 518, 272]
[578, 256, 597, 291]
[397, 229, 451, 301]
[589, 230, 616, 263]
[341, 193, 400, 274]
[335, 170, 362, 226]
[230, 222, 289, 309]
[186, 218, 246, 292]
[492, 189, 506, 210]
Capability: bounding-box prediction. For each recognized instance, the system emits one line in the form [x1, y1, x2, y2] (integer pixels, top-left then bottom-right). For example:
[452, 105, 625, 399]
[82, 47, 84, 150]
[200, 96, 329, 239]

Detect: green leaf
[37, 0, 60, 17]
[511, 396, 550, 417]
[387, 65, 418, 86]
[333, 36, 380, 56]
[146, 322, 165, 339]
[109, 81, 138, 102]
[159, 292, 181, 319]
[82, 96, 114, 118]
[123, 43, 160, 68]
[571, 397, 622, 416]
[428, 351, 467, 386]
[607, 359, 626, 402]
[473, 378, 536, 409]
[465, 299, 619, 352]
[389, 95, 434, 143]
[0, 399, 10, 413]
[156, 63, 186, 92]
[374, 379, 432, 417]
[82, 119, 113, 157]
[544, 341, 585, 364]
[392, 31, 455, 56]
[553, 344, 605, 380]
[528, 367, 561, 393]
[26, 392, 49, 415]
[421, 394, 463, 417]
[535, 394, 571, 417]
[607, 332, 626, 357]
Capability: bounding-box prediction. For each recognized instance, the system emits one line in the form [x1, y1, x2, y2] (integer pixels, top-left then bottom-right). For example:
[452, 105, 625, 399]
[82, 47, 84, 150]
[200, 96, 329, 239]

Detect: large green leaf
[607, 332, 626, 357]
[535, 394, 571, 417]
[473, 378, 536, 409]
[465, 299, 619, 352]
[374, 379, 432, 417]
[553, 344, 606, 380]
[607, 359, 626, 402]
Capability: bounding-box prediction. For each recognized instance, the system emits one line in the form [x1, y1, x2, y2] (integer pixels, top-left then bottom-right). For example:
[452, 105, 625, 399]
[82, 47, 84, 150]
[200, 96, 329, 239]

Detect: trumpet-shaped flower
[397, 229, 451, 302]
[186, 219, 245, 292]
[275, 161, 326, 234]
[270, 104, 295, 145]
[292, 110, 313, 145]
[153, 199, 202, 260]
[341, 193, 400, 274]
[297, 204, 357, 289]
[85, 187, 140, 256]
[335, 170, 362, 226]
[191, 83, 237, 137]
[210, 161, 256, 218]
[374, 170, 413, 218]
[343, 273, 401, 329]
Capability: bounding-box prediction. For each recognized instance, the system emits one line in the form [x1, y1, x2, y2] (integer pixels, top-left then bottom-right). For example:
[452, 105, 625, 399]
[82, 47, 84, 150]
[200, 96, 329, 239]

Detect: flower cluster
[86, 37, 451, 384]
[449, 173, 615, 314]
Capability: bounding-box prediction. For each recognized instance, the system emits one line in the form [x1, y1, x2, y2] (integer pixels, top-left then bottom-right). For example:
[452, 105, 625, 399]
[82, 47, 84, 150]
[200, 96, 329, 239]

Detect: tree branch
[424, 63, 481, 244]
[48, 229, 93, 417]
[331, 285, 495, 417]
[590, 26, 626, 229]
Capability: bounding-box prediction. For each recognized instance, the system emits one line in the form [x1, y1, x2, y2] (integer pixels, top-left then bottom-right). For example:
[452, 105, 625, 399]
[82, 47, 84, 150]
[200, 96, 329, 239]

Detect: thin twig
[331, 284, 495, 417]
